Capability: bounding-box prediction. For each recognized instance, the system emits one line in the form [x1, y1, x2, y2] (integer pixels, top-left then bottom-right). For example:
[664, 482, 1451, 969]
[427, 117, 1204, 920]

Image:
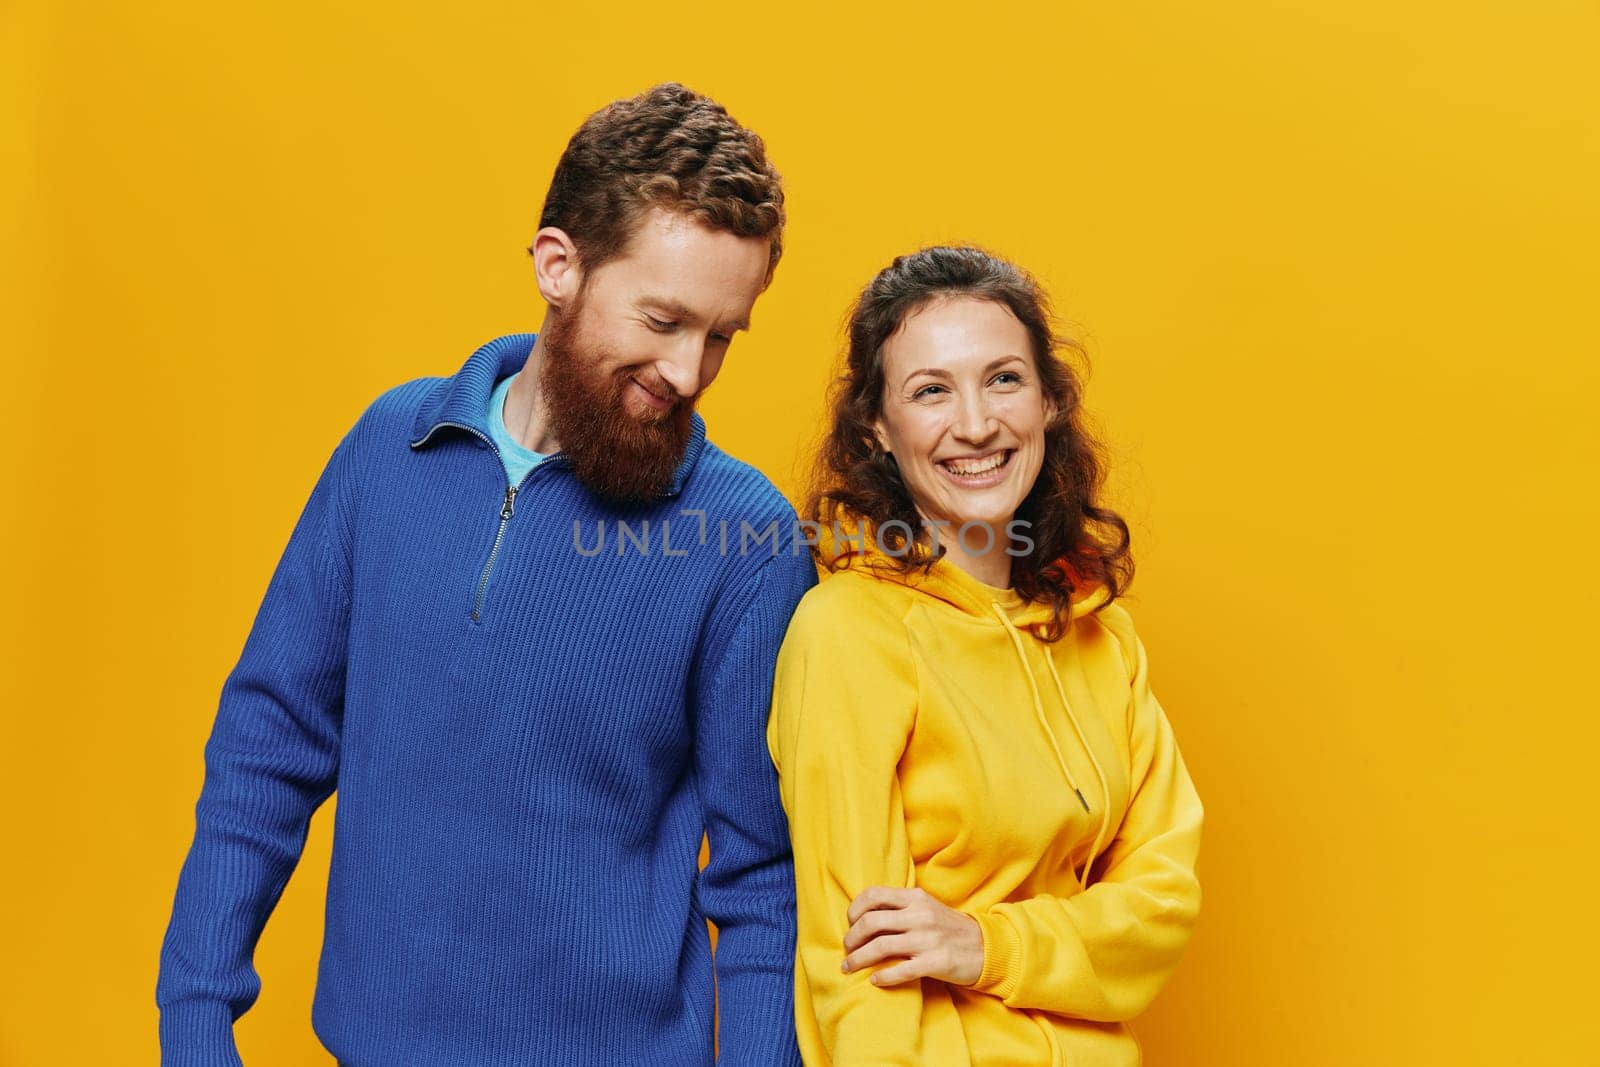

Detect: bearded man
[157, 84, 813, 1067]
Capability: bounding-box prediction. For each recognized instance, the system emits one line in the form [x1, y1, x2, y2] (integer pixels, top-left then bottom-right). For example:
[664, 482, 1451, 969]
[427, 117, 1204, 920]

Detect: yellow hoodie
[766, 532, 1203, 1066]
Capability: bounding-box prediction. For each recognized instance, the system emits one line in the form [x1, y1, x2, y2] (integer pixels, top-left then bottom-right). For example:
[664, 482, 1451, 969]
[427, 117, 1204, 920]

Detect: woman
[767, 246, 1203, 1065]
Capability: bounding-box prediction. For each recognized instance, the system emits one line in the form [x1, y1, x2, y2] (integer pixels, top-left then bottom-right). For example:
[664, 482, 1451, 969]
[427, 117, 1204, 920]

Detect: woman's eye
[646, 316, 675, 332]
[993, 371, 1022, 386]
[710, 333, 732, 346]
[912, 384, 946, 400]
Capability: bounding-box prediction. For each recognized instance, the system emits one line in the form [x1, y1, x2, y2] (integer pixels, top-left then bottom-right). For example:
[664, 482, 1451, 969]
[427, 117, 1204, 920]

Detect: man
[157, 83, 813, 1066]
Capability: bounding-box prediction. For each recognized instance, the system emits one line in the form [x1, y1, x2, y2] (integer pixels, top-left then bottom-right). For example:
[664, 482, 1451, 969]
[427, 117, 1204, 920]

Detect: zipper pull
[500, 486, 517, 519]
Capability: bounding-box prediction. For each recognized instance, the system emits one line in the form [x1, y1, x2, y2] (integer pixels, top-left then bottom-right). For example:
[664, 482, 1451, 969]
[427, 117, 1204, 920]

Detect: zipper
[471, 485, 517, 622]
[413, 421, 549, 624]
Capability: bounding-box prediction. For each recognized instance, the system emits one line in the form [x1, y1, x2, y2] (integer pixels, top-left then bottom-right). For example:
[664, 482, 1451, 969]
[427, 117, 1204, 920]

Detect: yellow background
[5, 2, 1598, 1064]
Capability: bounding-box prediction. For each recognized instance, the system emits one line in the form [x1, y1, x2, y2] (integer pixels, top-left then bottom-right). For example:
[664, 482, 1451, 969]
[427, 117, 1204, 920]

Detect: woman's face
[872, 296, 1054, 541]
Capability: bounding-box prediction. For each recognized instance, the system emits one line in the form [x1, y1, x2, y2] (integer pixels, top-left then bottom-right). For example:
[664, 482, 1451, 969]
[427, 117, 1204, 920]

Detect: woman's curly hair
[807, 245, 1133, 641]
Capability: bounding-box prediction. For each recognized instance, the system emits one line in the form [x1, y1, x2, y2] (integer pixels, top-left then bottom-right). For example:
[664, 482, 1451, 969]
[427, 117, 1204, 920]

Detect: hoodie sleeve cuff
[158, 1000, 245, 1067]
[970, 909, 1023, 1001]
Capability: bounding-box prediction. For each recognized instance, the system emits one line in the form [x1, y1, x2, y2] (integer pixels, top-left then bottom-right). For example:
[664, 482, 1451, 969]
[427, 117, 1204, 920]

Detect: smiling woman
[869, 295, 1056, 588]
[809, 245, 1134, 639]
[768, 246, 1203, 1066]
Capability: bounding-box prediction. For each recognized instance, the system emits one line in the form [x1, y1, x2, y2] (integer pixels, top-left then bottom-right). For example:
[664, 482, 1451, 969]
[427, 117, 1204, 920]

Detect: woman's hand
[841, 886, 984, 987]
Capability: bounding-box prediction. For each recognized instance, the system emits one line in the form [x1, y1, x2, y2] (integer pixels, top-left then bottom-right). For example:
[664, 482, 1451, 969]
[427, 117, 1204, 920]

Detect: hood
[815, 509, 1115, 891]
[814, 511, 1111, 634]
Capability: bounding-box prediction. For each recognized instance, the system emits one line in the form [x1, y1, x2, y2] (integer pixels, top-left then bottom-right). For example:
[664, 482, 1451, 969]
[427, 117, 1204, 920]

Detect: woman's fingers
[870, 955, 933, 987]
[845, 885, 922, 926]
[843, 903, 913, 951]
[839, 886, 987, 988]
[842, 932, 920, 975]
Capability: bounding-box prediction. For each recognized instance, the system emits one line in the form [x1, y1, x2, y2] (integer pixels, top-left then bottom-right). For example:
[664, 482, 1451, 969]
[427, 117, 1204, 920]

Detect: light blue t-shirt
[487, 371, 547, 487]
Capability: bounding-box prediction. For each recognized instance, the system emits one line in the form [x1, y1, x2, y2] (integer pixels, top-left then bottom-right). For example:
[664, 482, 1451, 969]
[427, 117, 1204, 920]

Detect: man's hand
[841, 886, 984, 987]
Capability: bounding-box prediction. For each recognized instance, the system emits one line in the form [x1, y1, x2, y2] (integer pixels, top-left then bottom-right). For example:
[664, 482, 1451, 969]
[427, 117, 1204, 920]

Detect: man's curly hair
[533, 83, 785, 283]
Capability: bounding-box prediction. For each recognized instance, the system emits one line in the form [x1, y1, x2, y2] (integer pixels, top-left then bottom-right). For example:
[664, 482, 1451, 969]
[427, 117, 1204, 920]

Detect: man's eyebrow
[639, 296, 749, 334]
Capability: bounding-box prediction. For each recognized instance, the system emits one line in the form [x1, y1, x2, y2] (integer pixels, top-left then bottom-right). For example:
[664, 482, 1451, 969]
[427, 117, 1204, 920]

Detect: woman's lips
[936, 449, 1013, 488]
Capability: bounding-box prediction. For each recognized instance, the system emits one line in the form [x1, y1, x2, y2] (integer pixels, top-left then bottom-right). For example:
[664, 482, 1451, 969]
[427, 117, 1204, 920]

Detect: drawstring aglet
[1074, 787, 1091, 813]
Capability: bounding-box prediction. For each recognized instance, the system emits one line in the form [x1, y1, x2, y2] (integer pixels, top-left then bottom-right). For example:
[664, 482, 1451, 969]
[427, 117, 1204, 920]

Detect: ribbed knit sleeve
[690, 547, 816, 1065]
[156, 427, 358, 1067]
[968, 610, 1203, 1022]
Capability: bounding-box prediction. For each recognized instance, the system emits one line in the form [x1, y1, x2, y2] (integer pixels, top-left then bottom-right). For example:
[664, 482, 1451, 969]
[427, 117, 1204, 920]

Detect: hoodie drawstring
[992, 602, 1112, 893]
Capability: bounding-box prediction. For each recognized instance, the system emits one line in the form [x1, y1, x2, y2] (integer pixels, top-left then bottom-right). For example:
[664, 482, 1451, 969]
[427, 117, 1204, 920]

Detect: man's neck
[502, 334, 562, 454]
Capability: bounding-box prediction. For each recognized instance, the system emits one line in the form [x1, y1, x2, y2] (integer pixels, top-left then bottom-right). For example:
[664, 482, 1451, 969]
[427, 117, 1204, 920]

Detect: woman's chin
[939, 494, 1024, 531]
[914, 504, 1024, 552]
[915, 465, 1037, 537]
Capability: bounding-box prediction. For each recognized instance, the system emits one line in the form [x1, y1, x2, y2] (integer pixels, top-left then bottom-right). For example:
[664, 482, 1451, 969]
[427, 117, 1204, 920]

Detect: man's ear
[530, 227, 582, 310]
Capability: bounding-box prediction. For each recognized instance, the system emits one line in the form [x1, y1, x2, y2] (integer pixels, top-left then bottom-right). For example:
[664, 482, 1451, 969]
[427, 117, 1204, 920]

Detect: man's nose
[654, 337, 706, 398]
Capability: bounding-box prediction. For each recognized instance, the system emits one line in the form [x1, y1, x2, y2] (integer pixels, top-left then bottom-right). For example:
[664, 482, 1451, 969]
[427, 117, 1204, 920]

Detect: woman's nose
[951, 393, 997, 442]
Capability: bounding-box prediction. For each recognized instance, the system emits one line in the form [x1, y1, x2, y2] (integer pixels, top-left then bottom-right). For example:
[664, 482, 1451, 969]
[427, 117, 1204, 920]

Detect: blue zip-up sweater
[157, 334, 816, 1067]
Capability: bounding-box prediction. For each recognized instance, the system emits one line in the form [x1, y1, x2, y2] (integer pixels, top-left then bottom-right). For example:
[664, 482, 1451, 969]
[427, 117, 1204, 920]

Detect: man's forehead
[608, 209, 767, 322]
[627, 209, 765, 267]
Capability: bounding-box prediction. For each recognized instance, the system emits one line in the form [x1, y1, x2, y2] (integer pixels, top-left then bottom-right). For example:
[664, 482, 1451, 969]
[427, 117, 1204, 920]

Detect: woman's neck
[921, 513, 1014, 589]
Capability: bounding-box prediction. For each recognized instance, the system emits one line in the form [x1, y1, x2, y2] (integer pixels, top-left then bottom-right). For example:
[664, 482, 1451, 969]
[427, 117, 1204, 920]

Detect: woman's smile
[936, 448, 1015, 488]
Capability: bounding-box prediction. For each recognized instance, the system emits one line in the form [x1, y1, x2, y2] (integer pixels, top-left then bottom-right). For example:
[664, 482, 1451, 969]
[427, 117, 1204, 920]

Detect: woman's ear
[529, 227, 582, 310]
[871, 417, 893, 456]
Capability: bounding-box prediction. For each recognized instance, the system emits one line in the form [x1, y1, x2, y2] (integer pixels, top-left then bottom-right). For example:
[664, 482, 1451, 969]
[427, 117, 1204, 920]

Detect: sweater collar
[409, 333, 709, 498]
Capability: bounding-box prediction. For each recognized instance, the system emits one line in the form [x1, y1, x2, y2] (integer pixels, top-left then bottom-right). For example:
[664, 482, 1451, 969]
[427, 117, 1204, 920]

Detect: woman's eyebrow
[901, 355, 1026, 387]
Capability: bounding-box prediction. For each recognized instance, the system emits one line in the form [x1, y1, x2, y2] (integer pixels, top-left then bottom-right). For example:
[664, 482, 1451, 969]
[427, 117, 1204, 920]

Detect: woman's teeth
[941, 452, 1009, 476]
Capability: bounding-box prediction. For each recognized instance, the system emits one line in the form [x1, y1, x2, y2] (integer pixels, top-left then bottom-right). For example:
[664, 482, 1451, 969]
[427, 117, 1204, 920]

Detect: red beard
[537, 302, 695, 505]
